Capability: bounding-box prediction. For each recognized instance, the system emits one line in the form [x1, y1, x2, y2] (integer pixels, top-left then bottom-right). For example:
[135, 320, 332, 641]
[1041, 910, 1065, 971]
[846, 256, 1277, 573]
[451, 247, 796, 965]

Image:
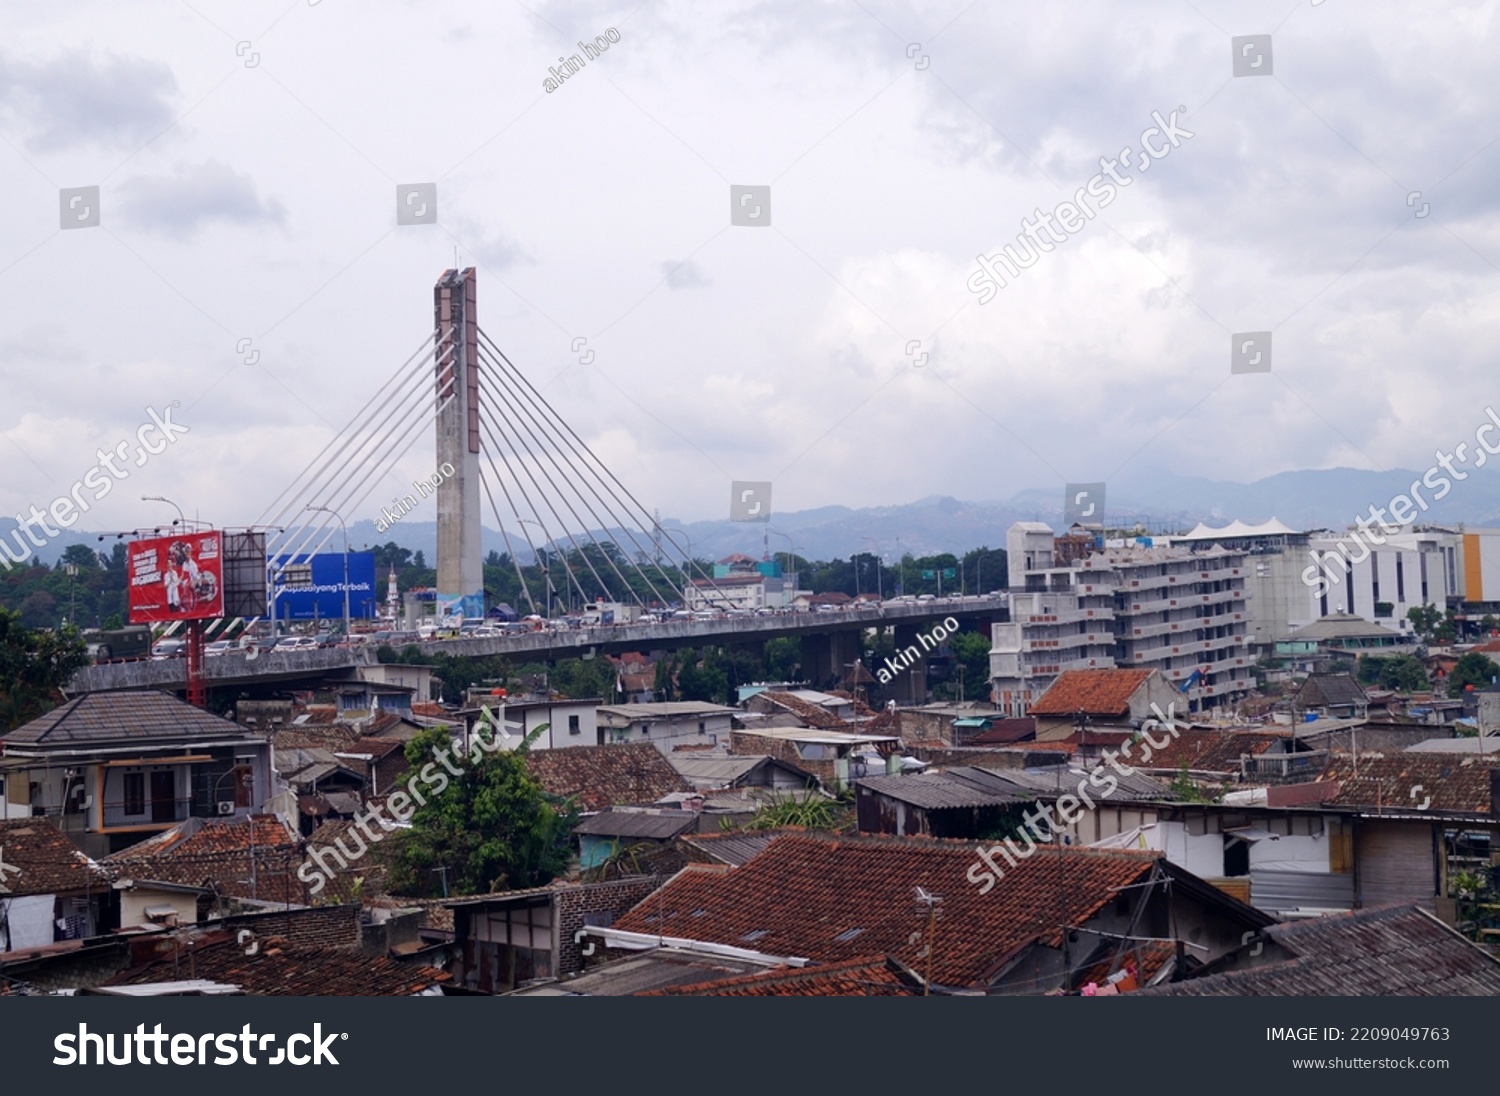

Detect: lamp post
[306, 505, 350, 641]
[141, 495, 185, 527]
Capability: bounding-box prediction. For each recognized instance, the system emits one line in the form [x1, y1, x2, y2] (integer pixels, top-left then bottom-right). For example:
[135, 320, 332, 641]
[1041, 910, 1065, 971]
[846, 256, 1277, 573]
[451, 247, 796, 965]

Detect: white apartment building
[1160, 520, 1455, 647]
[991, 523, 1253, 716]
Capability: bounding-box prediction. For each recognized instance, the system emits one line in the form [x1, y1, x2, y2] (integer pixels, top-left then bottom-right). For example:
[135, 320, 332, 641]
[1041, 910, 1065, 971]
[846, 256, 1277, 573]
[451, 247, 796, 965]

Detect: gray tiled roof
[2, 690, 250, 748]
[1139, 904, 1500, 996]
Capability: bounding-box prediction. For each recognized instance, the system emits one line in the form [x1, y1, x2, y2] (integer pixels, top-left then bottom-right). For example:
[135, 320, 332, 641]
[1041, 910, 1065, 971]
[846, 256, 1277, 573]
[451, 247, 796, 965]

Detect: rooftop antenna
[915, 886, 942, 995]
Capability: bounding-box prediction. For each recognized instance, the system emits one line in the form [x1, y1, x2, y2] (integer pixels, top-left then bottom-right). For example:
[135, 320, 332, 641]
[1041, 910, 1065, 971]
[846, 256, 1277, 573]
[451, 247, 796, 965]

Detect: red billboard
[127, 531, 224, 623]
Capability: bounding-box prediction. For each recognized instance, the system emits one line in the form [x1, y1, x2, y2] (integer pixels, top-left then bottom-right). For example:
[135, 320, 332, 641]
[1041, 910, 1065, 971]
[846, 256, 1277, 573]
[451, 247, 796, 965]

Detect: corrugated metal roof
[856, 770, 1022, 810]
[574, 811, 698, 840]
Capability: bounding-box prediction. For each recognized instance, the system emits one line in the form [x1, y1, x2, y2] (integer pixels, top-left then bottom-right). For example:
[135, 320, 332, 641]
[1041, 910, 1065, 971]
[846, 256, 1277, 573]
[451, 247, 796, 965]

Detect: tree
[0, 608, 89, 731]
[60, 544, 101, 569]
[1448, 652, 1500, 698]
[390, 724, 577, 896]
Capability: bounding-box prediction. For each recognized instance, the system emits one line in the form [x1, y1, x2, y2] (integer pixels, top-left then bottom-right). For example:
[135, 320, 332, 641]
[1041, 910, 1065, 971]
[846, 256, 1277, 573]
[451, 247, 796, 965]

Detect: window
[123, 772, 146, 817]
[698, 721, 706, 735]
[568, 714, 581, 736]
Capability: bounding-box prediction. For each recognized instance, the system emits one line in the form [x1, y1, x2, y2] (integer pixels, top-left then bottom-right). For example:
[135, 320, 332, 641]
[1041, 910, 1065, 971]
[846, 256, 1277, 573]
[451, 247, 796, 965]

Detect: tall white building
[990, 523, 1253, 716]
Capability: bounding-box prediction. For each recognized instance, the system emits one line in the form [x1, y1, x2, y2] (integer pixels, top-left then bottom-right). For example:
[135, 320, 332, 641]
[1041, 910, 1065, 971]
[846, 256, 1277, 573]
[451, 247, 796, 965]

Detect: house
[1028, 668, 1182, 740]
[596, 702, 739, 753]
[0, 691, 274, 858]
[1138, 904, 1500, 995]
[445, 877, 663, 993]
[525, 742, 693, 812]
[1294, 673, 1370, 720]
[574, 810, 699, 870]
[854, 767, 1024, 838]
[0, 817, 106, 953]
[668, 755, 817, 792]
[102, 931, 450, 996]
[103, 815, 306, 907]
[353, 662, 438, 704]
[463, 697, 601, 750]
[593, 834, 1271, 994]
[728, 727, 903, 790]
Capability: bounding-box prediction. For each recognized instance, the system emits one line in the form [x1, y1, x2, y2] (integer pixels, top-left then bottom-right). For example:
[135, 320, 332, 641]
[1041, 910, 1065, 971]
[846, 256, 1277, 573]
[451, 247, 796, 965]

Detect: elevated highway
[67, 596, 1006, 701]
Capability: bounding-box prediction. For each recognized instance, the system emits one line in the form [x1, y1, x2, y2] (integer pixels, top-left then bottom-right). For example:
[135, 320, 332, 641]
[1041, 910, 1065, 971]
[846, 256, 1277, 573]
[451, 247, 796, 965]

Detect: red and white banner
[127, 531, 224, 623]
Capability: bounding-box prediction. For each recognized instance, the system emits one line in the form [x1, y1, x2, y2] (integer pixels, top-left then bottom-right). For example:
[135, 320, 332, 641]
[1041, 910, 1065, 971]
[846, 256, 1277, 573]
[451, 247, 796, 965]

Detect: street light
[306, 505, 350, 641]
[141, 495, 184, 527]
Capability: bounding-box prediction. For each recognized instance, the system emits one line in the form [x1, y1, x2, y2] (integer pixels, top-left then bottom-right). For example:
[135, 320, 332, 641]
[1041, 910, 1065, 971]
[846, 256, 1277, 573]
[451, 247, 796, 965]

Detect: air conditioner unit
[216, 801, 236, 816]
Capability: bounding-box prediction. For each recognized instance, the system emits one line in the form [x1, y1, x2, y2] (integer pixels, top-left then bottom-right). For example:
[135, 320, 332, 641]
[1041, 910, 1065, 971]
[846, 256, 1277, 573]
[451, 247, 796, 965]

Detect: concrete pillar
[889, 625, 928, 704]
[434, 268, 483, 617]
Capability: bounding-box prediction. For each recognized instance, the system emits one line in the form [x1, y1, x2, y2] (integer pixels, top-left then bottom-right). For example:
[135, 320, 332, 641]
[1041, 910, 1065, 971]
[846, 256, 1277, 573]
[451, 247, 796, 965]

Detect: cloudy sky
[1, 0, 1497, 538]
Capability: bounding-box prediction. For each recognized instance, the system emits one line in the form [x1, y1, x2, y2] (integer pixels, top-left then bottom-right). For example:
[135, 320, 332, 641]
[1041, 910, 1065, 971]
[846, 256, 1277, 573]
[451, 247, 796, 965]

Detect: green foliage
[1408, 604, 1458, 644]
[744, 793, 844, 830]
[1168, 765, 1216, 804]
[390, 723, 577, 896]
[1356, 654, 1429, 692]
[763, 636, 801, 682]
[1449, 651, 1500, 698]
[0, 608, 89, 731]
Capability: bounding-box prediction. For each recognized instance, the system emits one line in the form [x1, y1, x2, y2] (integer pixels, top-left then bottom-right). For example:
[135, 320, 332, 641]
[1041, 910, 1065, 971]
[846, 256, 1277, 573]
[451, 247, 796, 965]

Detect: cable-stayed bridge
[69, 270, 1005, 701]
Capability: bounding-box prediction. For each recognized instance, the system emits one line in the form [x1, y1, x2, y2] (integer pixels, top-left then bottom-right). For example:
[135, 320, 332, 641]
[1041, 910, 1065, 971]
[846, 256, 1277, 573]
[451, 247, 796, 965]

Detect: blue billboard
[272, 551, 377, 622]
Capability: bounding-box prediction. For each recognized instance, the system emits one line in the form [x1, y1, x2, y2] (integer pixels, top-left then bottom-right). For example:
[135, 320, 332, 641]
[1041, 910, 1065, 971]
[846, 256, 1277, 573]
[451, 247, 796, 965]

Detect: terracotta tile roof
[971, 718, 1037, 745]
[104, 816, 304, 903]
[1, 689, 251, 747]
[107, 933, 449, 996]
[752, 692, 849, 731]
[1029, 669, 1155, 717]
[1319, 753, 1499, 814]
[271, 723, 361, 751]
[642, 955, 917, 996]
[1296, 673, 1369, 709]
[1140, 904, 1500, 996]
[1073, 941, 1176, 992]
[1134, 730, 1282, 772]
[0, 818, 102, 896]
[611, 833, 1159, 989]
[525, 742, 693, 812]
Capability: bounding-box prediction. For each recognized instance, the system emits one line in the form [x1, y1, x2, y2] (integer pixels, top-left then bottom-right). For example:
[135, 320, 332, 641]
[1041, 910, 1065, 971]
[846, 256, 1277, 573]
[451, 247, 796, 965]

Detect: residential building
[596, 702, 739, 753]
[0, 817, 106, 953]
[991, 522, 1253, 715]
[1027, 668, 1183, 739]
[685, 554, 795, 610]
[595, 834, 1271, 994]
[525, 741, 694, 812]
[0, 691, 274, 858]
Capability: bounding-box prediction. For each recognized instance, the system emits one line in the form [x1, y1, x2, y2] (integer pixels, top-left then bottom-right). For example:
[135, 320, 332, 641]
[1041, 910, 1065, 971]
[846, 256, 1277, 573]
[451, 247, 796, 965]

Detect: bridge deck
[67, 598, 1005, 694]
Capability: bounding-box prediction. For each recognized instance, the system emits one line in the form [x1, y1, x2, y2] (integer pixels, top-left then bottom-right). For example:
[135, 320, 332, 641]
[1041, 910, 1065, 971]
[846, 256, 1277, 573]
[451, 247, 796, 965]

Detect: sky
[1, 0, 1497, 539]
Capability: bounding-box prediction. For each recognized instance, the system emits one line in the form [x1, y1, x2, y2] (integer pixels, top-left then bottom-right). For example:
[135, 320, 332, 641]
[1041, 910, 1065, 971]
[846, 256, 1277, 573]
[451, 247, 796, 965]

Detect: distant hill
[8, 461, 1500, 568]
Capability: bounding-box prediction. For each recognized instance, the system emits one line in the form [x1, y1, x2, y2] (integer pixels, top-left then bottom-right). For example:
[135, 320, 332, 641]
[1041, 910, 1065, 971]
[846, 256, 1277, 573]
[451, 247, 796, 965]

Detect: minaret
[385, 565, 400, 622]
